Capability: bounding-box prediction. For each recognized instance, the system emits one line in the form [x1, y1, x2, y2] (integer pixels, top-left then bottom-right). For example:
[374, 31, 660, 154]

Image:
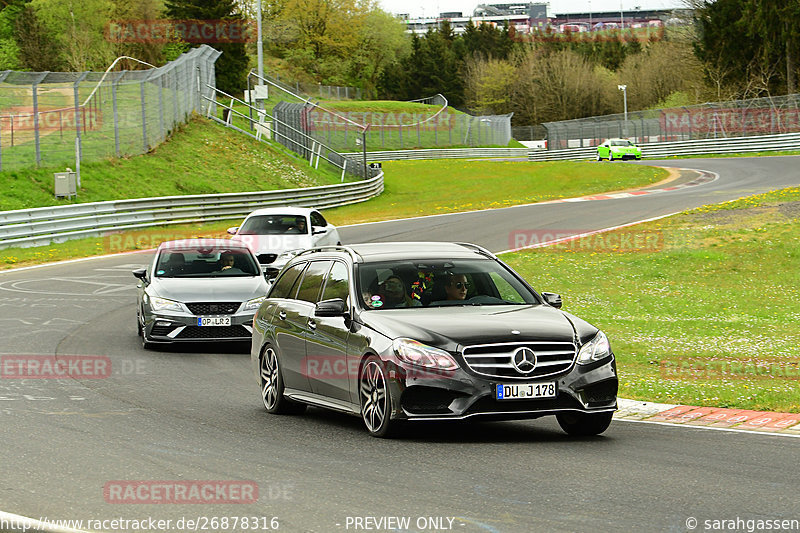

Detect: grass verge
[0, 160, 668, 269]
[323, 160, 668, 224]
[501, 186, 800, 412]
[0, 116, 346, 212]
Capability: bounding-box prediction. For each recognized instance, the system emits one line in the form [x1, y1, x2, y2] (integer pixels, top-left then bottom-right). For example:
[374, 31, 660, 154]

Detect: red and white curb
[536, 169, 718, 205]
[615, 399, 800, 437]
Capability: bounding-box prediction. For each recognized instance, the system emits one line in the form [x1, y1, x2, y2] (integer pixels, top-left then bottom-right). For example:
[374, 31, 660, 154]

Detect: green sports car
[596, 138, 642, 161]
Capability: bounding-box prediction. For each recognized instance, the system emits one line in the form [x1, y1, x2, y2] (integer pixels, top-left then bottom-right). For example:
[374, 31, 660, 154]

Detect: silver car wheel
[260, 348, 279, 410]
[360, 360, 387, 433]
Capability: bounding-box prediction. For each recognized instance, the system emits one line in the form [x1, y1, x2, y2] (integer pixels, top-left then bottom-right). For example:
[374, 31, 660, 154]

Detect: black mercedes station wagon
[250, 242, 618, 438]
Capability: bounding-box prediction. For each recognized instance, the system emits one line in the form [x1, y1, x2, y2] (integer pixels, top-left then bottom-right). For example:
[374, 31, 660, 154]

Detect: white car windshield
[238, 215, 309, 235]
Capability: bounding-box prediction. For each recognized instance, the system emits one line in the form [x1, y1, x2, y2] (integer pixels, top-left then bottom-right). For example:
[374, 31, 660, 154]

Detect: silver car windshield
[155, 248, 260, 278]
[357, 259, 540, 310]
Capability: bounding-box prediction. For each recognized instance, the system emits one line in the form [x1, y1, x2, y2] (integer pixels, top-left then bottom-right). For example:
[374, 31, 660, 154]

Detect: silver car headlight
[148, 296, 183, 313]
[577, 331, 612, 365]
[393, 338, 459, 371]
[243, 296, 266, 311]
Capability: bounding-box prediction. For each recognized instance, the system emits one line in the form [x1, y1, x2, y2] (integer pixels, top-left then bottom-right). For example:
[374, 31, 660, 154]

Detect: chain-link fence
[266, 73, 361, 100]
[0, 45, 220, 171]
[302, 97, 513, 152]
[543, 93, 800, 150]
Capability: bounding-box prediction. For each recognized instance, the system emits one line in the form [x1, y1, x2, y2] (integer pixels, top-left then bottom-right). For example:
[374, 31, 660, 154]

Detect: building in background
[402, 3, 689, 35]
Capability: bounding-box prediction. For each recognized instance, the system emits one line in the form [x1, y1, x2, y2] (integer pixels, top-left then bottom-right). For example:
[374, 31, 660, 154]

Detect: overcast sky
[379, 0, 686, 19]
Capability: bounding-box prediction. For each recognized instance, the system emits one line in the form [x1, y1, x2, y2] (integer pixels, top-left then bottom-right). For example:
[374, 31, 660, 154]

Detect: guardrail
[343, 147, 530, 162]
[0, 173, 383, 249]
[529, 132, 800, 161]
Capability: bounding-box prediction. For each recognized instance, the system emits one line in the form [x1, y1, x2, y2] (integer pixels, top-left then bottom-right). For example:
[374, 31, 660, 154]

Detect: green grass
[501, 186, 800, 412]
[0, 159, 668, 268]
[0, 116, 348, 212]
[323, 159, 668, 224]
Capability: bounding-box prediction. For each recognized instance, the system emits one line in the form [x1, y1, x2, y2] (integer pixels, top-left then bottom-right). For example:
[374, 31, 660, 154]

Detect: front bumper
[387, 356, 618, 421]
[144, 311, 256, 343]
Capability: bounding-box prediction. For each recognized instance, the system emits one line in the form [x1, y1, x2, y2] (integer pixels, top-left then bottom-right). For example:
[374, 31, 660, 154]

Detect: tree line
[1, 0, 798, 125]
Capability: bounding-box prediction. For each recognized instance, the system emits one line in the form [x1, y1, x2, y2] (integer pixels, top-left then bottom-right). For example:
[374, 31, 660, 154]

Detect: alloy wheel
[261, 348, 279, 411]
[360, 360, 388, 434]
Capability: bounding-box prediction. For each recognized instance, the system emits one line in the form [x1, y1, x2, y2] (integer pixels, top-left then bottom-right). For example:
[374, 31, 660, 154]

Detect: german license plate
[495, 382, 556, 400]
[197, 316, 231, 326]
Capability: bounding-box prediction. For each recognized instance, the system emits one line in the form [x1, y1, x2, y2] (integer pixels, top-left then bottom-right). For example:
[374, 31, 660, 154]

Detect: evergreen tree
[165, 0, 248, 93]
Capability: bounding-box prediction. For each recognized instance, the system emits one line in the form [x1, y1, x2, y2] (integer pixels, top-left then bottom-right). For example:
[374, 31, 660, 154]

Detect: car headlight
[577, 331, 612, 365]
[244, 296, 266, 311]
[148, 296, 184, 313]
[393, 338, 459, 371]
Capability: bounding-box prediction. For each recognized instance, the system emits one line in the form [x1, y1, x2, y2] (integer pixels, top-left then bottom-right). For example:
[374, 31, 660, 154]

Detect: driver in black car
[444, 273, 469, 300]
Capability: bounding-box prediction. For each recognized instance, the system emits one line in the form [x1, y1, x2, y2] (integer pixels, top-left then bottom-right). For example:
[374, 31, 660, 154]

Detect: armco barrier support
[343, 148, 530, 162]
[0, 173, 383, 249]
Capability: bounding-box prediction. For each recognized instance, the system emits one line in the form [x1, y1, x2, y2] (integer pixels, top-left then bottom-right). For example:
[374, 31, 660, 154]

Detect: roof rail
[455, 242, 496, 259]
[291, 245, 362, 263]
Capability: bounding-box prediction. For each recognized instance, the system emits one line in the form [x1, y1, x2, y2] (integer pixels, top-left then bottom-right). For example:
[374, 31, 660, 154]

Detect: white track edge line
[614, 417, 800, 438]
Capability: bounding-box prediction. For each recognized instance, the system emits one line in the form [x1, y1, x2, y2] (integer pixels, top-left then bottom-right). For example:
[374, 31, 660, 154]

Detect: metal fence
[527, 131, 800, 161]
[0, 171, 384, 249]
[0, 45, 220, 171]
[266, 73, 362, 100]
[543, 93, 800, 150]
[205, 81, 377, 181]
[342, 147, 530, 162]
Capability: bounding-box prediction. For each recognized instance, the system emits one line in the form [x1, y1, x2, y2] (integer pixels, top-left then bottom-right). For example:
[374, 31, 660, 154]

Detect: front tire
[260, 346, 306, 415]
[359, 356, 401, 438]
[596, 153, 602, 161]
[608, 153, 614, 161]
[556, 411, 613, 436]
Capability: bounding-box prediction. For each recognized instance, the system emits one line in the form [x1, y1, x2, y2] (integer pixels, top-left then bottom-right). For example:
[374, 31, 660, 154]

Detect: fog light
[155, 321, 171, 327]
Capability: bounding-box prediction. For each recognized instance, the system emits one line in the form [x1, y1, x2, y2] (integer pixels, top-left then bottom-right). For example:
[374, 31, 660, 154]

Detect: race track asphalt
[1, 156, 799, 533]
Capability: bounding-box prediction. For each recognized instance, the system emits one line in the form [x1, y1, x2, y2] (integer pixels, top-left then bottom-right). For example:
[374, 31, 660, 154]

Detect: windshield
[357, 259, 540, 309]
[155, 247, 260, 278]
[238, 214, 309, 235]
[610, 140, 633, 146]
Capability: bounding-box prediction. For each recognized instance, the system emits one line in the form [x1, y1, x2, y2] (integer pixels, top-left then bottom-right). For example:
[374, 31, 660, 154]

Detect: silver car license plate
[197, 316, 231, 326]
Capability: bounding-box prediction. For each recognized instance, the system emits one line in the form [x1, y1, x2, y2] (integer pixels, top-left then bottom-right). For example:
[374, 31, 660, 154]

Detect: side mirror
[227, 227, 239, 235]
[315, 298, 347, 317]
[132, 269, 147, 281]
[264, 267, 280, 280]
[542, 292, 562, 309]
[311, 226, 327, 235]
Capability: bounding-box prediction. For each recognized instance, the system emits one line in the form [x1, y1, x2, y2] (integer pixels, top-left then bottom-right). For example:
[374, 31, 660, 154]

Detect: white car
[227, 207, 341, 274]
